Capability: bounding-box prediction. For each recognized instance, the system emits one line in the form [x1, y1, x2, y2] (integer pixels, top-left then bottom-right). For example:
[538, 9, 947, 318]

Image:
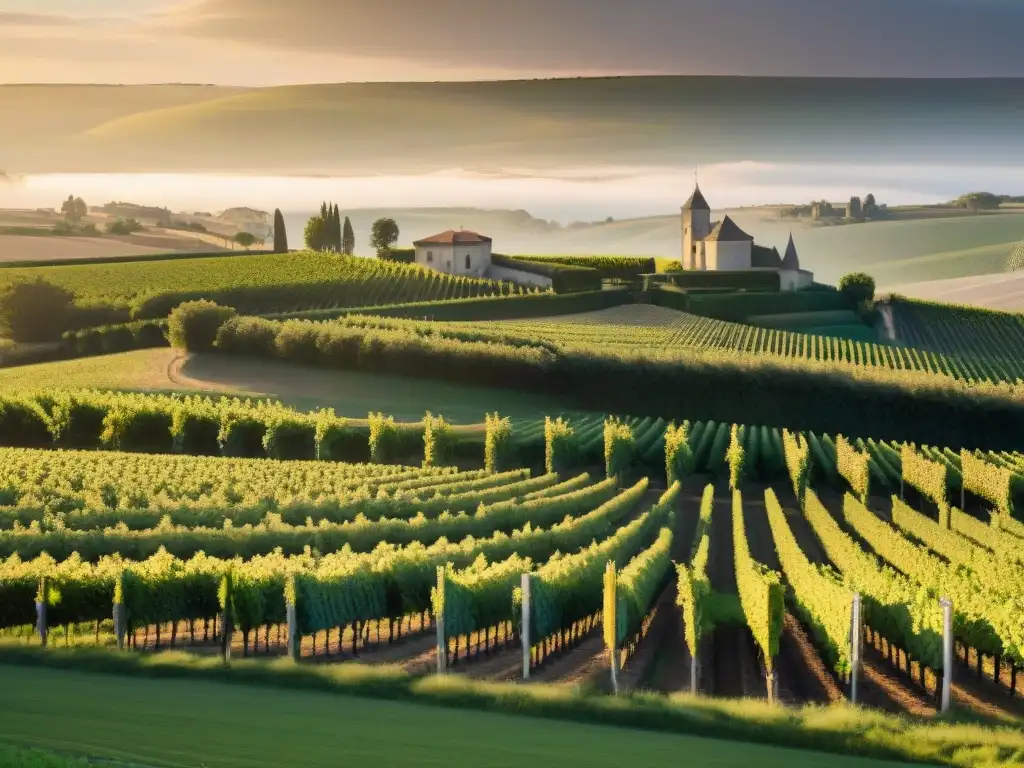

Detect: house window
[427, 251, 433, 263]
[465, 254, 471, 270]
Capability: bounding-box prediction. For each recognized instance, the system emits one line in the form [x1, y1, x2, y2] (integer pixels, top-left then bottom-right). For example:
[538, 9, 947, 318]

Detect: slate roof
[751, 244, 783, 268]
[414, 229, 492, 246]
[682, 184, 711, 211]
[703, 215, 753, 242]
[782, 233, 800, 269]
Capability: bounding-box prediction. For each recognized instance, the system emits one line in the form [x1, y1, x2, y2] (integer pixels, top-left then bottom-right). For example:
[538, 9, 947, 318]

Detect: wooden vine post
[35, 576, 48, 647]
[113, 572, 127, 651]
[849, 592, 862, 705]
[941, 596, 953, 713]
[520, 573, 532, 680]
[435, 566, 447, 675]
[286, 574, 299, 661]
[219, 571, 233, 663]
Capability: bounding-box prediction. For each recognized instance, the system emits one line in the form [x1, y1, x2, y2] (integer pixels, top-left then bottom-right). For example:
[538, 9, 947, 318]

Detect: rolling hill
[3, 77, 1024, 174]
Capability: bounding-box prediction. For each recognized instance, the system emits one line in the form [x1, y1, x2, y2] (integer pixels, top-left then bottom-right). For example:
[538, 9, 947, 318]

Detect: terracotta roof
[414, 229, 492, 246]
[751, 244, 783, 269]
[682, 184, 711, 211]
[703, 215, 753, 242]
[782, 233, 800, 269]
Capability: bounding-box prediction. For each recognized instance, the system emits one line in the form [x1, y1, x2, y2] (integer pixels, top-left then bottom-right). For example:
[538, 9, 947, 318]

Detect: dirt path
[618, 582, 689, 694]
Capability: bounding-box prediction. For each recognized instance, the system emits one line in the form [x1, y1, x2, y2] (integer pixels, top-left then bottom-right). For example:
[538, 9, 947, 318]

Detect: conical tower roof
[682, 184, 710, 211]
[782, 233, 800, 269]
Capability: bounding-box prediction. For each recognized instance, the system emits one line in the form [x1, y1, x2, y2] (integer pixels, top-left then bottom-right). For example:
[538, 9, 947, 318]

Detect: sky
[1, 0, 1023, 84]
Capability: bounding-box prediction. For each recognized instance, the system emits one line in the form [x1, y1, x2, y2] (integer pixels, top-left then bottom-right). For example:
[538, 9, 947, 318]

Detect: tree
[370, 217, 400, 256]
[838, 272, 876, 305]
[956, 192, 1001, 211]
[342, 216, 355, 255]
[60, 195, 87, 223]
[0, 279, 75, 342]
[105, 218, 143, 235]
[332, 204, 342, 251]
[304, 216, 327, 251]
[273, 209, 288, 253]
[234, 232, 256, 252]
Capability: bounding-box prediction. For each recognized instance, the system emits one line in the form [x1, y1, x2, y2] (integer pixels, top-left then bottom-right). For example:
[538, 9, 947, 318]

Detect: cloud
[152, 0, 1024, 77]
[0, 11, 91, 26]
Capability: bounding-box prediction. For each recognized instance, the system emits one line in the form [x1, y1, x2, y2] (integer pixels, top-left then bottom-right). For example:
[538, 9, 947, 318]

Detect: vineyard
[887, 296, 1024, 361]
[315, 304, 1024, 387]
[1, 251, 524, 321]
[1, 391, 1022, 727]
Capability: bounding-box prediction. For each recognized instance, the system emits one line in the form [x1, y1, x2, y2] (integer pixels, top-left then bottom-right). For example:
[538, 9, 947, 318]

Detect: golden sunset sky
[1, 0, 1022, 84]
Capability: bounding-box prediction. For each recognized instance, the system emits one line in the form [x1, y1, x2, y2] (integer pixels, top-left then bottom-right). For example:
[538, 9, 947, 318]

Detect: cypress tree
[342, 216, 355, 256]
[272, 209, 288, 253]
[333, 204, 342, 252]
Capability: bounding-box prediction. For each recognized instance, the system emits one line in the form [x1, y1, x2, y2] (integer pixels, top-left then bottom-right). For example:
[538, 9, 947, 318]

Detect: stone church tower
[681, 184, 712, 269]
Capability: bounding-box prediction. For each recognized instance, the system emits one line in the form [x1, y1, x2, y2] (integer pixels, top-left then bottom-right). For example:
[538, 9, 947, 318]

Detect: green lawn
[0, 665, 909, 768]
[0, 348, 575, 423]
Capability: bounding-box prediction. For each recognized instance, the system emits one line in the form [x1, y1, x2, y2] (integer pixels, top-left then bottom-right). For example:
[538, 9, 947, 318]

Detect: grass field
[0, 348, 572, 422]
[0, 665, 920, 768]
[0, 234, 189, 264]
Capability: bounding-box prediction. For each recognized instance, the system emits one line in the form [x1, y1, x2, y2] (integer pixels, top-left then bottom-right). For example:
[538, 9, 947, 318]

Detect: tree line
[303, 204, 400, 258]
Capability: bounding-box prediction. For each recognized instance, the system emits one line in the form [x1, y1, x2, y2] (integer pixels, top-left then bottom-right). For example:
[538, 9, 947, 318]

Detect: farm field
[0, 235, 189, 263]
[0, 665, 913, 768]
[886, 271, 1024, 312]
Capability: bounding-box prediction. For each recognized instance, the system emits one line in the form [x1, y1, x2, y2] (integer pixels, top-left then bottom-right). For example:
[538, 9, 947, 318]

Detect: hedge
[207, 313, 1024, 452]
[490, 254, 602, 293]
[653, 270, 781, 292]
[684, 288, 851, 323]
[515, 256, 656, 280]
[273, 290, 631, 323]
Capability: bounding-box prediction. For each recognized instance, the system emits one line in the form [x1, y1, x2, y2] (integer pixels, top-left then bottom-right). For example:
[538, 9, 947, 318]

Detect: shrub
[314, 410, 370, 462]
[484, 413, 513, 472]
[167, 300, 237, 352]
[838, 273, 876, 306]
[423, 412, 457, 467]
[274, 320, 323, 365]
[105, 217, 143, 235]
[215, 316, 278, 357]
[73, 328, 104, 357]
[0, 279, 76, 342]
[218, 411, 268, 458]
[545, 417, 578, 475]
[664, 422, 694, 486]
[369, 412, 401, 464]
[603, 417, 635, 481]
[314, 325, 361, 368]
[133, 321, 168, 348]
[100, 403, 174, 453]
[99, 325, 136, 354]
[0, 397, 52, 448]
[45, 393, 109, 449]
[170, 403, 221, 456]
[263, 414, 317, 460]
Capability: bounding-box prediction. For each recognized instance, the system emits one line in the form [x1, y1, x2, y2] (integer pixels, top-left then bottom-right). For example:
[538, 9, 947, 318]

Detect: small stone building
[413, 229, 492, 277]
